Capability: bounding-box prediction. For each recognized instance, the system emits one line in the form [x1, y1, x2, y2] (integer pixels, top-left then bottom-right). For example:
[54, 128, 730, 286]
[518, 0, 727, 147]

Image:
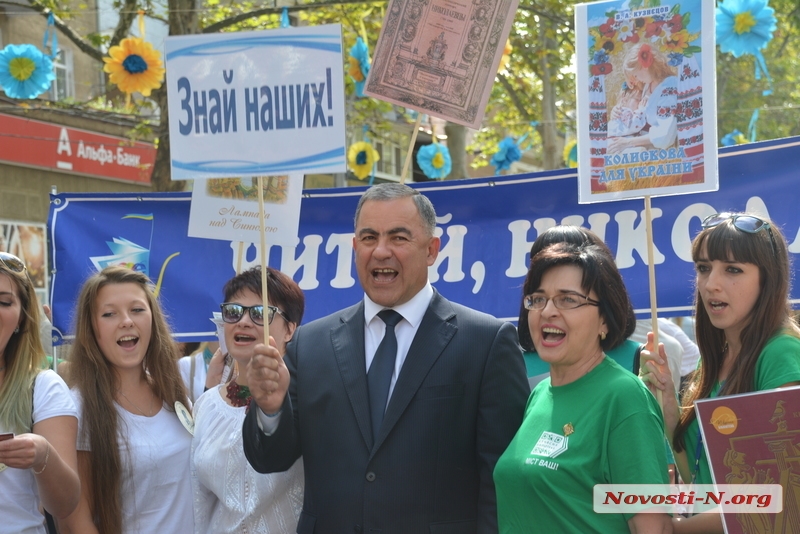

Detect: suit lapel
[373, 292, 457, 451]
[331, 302, 374, 449]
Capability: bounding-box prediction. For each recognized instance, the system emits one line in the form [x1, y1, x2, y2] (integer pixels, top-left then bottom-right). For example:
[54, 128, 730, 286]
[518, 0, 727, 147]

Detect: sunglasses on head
[0, 252, 26, 273]
[220, 303, 288, 326]
[701, 213, 777, 257]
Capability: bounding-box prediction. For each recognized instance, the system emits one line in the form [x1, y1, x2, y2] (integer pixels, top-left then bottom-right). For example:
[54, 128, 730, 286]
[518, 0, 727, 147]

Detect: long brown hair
[673, 215, 800, 452]
[0, 256, 45, 434]
[67, 266, 188, 533]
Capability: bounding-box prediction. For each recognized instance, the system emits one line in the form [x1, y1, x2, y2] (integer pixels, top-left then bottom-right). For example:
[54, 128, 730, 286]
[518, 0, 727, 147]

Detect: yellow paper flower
[103, 37, 165, 97]
[348, 141, 380, 180]
[498, 39, 512, 72]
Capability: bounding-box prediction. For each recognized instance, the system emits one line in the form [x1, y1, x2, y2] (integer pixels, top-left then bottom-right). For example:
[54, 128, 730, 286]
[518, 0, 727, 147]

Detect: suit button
[354, 525, 362, 533]
[365, 471, 376, 482]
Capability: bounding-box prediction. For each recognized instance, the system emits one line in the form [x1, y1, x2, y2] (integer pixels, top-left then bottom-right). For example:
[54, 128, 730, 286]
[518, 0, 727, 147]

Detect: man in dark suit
[243, 183, 529, 533]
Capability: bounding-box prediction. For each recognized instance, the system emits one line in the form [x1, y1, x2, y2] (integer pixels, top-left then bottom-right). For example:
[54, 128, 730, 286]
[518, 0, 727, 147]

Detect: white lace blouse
[191, 386, 303, 534]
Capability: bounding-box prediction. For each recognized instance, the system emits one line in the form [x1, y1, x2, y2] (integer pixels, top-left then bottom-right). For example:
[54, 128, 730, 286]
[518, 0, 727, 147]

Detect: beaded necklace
[226, 380, 252, 407]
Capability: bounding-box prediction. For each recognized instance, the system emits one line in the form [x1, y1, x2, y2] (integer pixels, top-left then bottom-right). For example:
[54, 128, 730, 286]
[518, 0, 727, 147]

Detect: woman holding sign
[0, 252, 80, 533]
[191, 266, 304, 534]
[60, 266, 193, 534]
[641, 212, 800, 532]
[495, 241, 670, 533]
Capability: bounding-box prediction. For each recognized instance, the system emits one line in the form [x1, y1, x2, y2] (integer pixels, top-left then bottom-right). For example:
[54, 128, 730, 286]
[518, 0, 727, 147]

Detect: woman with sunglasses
[60, 266, 192, 534]
[191, 266, 304, 534]
[641, 212, 800, 533]
[0, 252, 80, 532]
[494, 241, 670, 533]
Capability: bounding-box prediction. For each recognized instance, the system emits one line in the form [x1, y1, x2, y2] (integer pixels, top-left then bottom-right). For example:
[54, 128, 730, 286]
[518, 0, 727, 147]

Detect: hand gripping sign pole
[574, 0, 718, 412]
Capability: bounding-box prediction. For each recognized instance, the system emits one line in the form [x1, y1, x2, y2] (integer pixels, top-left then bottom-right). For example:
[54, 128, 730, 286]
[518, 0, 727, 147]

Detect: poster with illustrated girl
[575, 0, 717, 203]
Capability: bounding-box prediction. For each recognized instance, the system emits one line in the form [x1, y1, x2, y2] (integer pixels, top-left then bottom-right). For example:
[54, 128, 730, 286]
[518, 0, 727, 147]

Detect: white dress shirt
[258, 283, 435, 432]
[363, 282, 434, 402]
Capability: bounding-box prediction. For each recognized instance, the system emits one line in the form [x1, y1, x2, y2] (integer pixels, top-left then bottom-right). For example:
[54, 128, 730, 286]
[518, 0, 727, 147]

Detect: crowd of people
[1, 183, 798, 534]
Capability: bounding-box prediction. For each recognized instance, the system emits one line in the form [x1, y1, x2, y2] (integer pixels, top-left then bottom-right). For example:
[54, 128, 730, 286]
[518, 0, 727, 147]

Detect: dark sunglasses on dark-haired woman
[220, 303, 288, 326]
[701, 213, 777, 258]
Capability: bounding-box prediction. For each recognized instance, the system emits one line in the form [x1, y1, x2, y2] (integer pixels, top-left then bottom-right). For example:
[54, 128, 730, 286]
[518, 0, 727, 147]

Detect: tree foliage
[10, 0, 800, 187]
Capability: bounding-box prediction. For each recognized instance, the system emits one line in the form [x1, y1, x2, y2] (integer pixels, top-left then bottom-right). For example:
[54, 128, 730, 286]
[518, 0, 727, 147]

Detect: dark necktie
[368, 309, 403, 440]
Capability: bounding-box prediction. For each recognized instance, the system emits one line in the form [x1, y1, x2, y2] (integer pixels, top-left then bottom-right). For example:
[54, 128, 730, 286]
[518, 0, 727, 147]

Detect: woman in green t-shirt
[642, 212, 800, 533]
[495, 238, 671, 533]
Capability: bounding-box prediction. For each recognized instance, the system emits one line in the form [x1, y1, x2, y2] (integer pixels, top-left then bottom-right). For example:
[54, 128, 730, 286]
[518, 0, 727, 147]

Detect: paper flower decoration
[716, 0, 777, 58]
[103, 37, 165, 97]
[490, 137, 522, 173]
[416, 143, 451, 180]
[720, 129, 748, 146]
[348, 141, 380, 180]
[348, 37, 371, 97]
[498, 39, 513, 72]
[563, 140, 578, 168]
[0, 44, 55, 99]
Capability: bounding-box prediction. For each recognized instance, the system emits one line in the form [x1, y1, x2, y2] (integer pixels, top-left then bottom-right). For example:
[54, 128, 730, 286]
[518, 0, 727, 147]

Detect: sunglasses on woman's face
[701, 213, 777, 257]
[220, 303, 288, 326]
[0, 252, 26, 273]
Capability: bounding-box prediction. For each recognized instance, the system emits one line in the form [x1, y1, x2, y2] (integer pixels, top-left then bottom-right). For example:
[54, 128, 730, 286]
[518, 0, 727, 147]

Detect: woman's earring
[600, 331, 607, 341]
[14, 327, 19, 334]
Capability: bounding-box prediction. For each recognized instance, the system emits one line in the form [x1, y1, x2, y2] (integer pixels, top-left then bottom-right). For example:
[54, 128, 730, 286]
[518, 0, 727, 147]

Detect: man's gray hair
[354, 183, 437, 236]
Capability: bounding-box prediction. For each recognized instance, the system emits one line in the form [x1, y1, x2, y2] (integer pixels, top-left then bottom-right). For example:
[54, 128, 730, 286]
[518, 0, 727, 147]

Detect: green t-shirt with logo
[684, 333, 800, 485]
[494, 356, 668, 533]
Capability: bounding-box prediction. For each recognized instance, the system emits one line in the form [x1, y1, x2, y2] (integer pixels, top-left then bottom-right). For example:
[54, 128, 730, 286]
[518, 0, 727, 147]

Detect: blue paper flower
[416, 143, 451, 180]
[716, 0, 776, 58]
[348, 37, 371, 98]
[491, 137, 522, 173]
[0, 44, 55, 99]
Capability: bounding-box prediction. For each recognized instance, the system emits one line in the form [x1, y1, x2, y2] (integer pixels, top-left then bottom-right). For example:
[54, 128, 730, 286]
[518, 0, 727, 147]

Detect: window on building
[375, 142, 384, 173]
[50, 48, 74, 101]
[394, 146, 402, 176]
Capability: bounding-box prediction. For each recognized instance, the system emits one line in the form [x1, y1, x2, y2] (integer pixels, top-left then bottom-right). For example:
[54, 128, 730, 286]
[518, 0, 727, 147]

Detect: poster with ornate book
[695, 385, 800, 534]
[574, 0, 718, 203]
[365, 0, 519, 129]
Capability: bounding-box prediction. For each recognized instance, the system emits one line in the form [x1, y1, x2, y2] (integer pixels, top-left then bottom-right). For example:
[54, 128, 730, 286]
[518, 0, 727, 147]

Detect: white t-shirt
[72, 389, 194, 534]
[0, 370, 77, 534]
[192, 386, 303, 534]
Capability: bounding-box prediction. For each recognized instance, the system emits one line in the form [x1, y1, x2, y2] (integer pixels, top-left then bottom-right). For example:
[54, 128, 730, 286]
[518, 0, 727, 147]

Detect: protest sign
[165, 25, 347, 180]
[696, 386, 800, 533]
[575, 0, 717, 203]
[365, 0, 519, 128]
[188, 175, 303, 247]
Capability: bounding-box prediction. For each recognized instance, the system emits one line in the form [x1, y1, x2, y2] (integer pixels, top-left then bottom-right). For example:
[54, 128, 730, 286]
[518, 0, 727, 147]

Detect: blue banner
[49, 136, 800, 342]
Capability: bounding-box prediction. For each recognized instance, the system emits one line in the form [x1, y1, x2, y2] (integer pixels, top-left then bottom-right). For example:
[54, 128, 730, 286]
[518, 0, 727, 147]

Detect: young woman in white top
[59, 266, 193, 534]
[0, 252, 80, 533]
[192, 266, 304, 533]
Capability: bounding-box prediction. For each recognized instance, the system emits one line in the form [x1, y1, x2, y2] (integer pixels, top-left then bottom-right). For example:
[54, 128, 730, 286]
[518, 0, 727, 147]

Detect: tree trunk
[148, 0, 199, 192]
[150, 87, 185, 192]
[539, 18, 559, 170]
[444, 122, 468, 180]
